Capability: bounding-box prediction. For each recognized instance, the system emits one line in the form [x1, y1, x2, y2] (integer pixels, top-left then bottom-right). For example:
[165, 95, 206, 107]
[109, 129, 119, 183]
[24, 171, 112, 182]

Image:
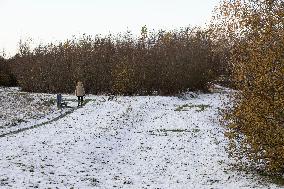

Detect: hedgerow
[0, 56, 17, 87]
[10, 27, 223, 95]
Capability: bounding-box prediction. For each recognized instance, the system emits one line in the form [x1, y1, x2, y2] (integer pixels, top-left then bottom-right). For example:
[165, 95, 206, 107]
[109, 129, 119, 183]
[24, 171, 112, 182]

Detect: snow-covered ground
[0, 87, 79, 136]
[0, 87, 282, 188]
[0, 87, 55, 130]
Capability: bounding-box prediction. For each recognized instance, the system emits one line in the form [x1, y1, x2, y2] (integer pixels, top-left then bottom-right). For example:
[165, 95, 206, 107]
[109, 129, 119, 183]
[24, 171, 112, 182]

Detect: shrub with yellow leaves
[111, 57, 136, 95]
[213, 0, 284, 175]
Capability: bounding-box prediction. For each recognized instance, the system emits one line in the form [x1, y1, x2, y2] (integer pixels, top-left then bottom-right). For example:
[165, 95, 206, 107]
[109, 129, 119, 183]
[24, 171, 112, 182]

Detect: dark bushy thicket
[0, 57, 17, 87]
[11, 27, 223, 95]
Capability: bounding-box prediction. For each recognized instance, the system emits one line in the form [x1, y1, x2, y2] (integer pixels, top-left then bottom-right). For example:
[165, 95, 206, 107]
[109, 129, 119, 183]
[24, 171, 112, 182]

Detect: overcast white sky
[0, 0, 220, 56]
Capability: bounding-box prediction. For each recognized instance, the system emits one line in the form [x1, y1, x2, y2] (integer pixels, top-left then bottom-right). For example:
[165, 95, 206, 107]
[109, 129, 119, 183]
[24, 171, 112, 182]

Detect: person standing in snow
[75, 81, 85, 106]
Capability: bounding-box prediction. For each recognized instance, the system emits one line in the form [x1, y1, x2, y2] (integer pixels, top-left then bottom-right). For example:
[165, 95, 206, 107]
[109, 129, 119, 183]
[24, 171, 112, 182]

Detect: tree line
[3, 27, 225, 95]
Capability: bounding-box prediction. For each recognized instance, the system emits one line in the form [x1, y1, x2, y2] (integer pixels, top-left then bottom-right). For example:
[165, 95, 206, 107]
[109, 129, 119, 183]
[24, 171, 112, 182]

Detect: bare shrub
[10, 27, 223, 95]
[0, 56, 17, 87]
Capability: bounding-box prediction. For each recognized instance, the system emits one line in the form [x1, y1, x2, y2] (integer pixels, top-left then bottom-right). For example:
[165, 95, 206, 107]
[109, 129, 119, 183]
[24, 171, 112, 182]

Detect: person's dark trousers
[77, 96, 84, 106]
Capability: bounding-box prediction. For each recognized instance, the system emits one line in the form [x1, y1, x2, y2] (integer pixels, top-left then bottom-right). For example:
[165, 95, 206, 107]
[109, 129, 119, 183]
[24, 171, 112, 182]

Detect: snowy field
[0, 87, 282, 188]
[0, 87, 55, 133]
[0, 87, 80, 136]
